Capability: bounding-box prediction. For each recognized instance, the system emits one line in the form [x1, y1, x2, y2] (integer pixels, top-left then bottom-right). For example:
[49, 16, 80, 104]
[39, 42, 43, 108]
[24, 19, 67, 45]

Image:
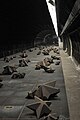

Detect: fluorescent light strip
[46, 0, 58, 36]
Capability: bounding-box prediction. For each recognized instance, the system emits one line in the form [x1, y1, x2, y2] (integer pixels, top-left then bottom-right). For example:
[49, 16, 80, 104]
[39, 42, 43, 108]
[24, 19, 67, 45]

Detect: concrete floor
[0, 44, 73, 120]
[60, 42, 80, 120]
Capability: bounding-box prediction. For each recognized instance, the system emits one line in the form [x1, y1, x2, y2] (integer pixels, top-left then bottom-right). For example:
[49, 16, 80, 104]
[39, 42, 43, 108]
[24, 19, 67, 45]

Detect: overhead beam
[61, 0, 80, 35]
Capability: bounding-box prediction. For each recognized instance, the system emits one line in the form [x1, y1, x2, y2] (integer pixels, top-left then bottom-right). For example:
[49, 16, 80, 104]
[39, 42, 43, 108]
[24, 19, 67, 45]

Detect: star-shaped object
[4, 57, 10, 62]
[25, 58, 31, 63]
[42, 50, 49, 55]
[44, 58, 51, 66]
[19, 59, 28, 67]
[51, 56, 60, 60]
[46, 57, 54, 64]
[56, 51, 60, 54]
[11, 72, 25, 79]
[35, 64, 41, 70]
[27, 80, 56, 99]
[35, 61, 45, 70]
[27, 96, 51, 119]
[35, 85, 60, 100]
[2, 65, 17, 75]
[44, 67, 55, 73]
[55, 61, 60, 65]
[28, 49, 33, 52]
[20, 53, 28, 58]
[44, 114, 58, 120]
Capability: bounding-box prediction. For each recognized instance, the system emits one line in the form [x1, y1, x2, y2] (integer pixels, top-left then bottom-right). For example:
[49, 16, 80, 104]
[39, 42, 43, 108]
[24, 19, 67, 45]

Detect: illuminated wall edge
[46, 0, 58, 36]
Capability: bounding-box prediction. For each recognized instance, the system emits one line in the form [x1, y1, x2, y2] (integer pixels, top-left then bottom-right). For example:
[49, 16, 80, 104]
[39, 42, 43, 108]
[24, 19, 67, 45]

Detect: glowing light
[46, 0, 58, 36]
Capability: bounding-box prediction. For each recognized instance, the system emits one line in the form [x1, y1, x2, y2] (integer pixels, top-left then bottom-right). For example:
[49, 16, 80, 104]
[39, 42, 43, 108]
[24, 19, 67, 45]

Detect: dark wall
[62, 29, 80, 64]
[70, 29, 80, 63]
[0, 0, 54, 56]
[56, 0, 80, 64]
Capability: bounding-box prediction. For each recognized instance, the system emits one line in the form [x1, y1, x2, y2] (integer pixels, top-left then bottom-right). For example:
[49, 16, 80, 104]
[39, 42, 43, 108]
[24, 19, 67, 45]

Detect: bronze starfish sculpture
[27, 96, 51, 119]
[27, 81, 60, 100]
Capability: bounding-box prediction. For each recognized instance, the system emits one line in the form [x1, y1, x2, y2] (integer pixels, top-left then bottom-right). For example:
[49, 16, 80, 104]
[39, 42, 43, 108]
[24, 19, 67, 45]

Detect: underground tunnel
[0, 0, 80, 120]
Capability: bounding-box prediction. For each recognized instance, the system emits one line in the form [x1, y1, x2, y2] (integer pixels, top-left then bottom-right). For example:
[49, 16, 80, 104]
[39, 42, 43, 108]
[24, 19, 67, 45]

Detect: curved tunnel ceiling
[34, 29, 57, 46]
[55, 0, 76, 35]
[1, 0, 56, 52]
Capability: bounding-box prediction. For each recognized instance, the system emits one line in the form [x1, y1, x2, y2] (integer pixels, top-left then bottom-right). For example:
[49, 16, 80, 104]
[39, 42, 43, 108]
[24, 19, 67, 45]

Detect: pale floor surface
[60, 42, 80, 120]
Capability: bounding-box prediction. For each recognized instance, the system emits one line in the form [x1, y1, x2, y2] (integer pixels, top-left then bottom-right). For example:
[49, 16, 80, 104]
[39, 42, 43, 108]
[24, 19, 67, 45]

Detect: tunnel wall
[70, 29, 80, 64]
[62, 35, 72, 56]
[62, 28, 80, 64]
[59, 0, 80, 64]
[0, 0, 54, 57]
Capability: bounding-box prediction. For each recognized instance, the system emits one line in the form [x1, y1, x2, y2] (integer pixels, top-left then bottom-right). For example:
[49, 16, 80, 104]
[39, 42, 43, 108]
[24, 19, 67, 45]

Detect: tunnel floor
[0, 45, 70, 120]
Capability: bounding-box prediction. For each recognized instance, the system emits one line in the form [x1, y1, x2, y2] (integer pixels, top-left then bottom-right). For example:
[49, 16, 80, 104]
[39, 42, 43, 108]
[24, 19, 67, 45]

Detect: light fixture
[48, 0, 55, 6]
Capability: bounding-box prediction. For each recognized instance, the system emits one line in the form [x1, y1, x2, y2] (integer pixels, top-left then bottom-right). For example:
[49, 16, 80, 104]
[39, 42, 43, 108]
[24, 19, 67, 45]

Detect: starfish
[51, 56, 60, 60]
[19, 59, 28, 67]
[45, 57, 54, 64]
[2, 65, 17, 75]
[28, 49, 33, 52]
[42, 50, 49, 55]
[20, 53, 28, 58]
[4, 57, 10, 62]
[27, 96, 51, 119]
[35, 85, 60, 99]
[55, 61, 60, 65]
[35, 61, 45, 70]
[11, 72, 25, 79]
[43, 58, 51, 66]
[44, 67, 55, 73]
[27, 80, 56, 99]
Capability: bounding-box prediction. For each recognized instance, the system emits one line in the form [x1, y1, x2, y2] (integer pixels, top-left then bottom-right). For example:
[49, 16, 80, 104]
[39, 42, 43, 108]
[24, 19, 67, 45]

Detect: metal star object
[44, 67, 55, 73]
[27, 80, 56, 99]
[11, 72, 25, 79]
[27, 96, 51, 119]
[35, 85, 60, 99]
[19, 59, 28, 67]
[55, 61, 60, 65]
[2, 65, 17, 75]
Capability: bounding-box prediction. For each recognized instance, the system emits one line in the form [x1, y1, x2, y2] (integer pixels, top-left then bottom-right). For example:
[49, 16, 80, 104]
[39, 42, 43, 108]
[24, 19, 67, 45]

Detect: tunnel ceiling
[55, 0, 76, 35]
[1, 0, 56, 52]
